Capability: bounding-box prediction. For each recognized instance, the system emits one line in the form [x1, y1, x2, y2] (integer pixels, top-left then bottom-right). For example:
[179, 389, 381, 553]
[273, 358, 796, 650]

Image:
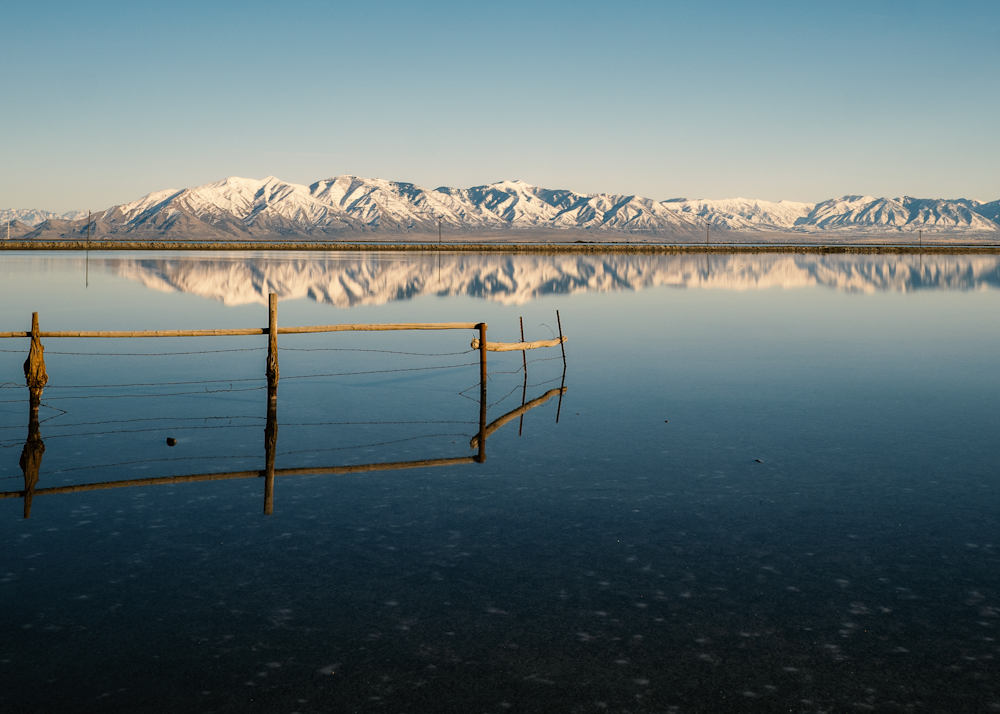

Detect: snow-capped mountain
[9, 177, 1000, 240]
[74, 253, 1000, 308]
[81, 176, 706, 239]
[660, 198, 815, 230]
[1, 208, 88, 227]
[801, 196, 995, 231]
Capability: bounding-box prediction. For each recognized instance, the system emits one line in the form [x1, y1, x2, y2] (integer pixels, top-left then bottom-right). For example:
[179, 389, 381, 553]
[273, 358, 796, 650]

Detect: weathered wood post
[20, 401, 44, 519]
[556, 310, 566, 424]
[263, 385, 278, 515]
[477, 322, 487, 463]
[266, 293, 279, 389]
[23, 312, 48, 407]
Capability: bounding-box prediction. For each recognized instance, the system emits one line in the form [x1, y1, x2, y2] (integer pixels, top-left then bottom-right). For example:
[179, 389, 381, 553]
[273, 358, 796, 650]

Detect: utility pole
[706, 222, 710, 246]
[438, 218, 442, 245]
[86, 211, 91, 288]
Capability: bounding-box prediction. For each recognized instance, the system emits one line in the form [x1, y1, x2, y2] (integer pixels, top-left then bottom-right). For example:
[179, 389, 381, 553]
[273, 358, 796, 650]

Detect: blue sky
[2, 0, 998, 212]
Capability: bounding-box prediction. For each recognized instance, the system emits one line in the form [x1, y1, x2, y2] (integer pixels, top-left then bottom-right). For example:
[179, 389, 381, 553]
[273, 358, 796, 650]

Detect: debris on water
[664, 420, 669, 423]
[166, 438, 177, 446]
[754, 459, 762, 463]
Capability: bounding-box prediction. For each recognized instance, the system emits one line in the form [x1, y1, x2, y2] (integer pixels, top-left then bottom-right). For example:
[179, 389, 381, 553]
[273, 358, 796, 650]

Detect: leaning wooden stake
[266, 293, 279, 388]
[477, 322, 487, 463]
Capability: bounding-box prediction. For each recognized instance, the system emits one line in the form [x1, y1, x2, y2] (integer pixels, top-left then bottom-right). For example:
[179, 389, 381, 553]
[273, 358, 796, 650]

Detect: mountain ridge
[6, 176, 1000, 241]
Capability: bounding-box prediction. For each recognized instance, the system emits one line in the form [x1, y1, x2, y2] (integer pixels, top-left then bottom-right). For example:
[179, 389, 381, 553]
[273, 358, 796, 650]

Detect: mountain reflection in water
[81, 252, 1000, 306]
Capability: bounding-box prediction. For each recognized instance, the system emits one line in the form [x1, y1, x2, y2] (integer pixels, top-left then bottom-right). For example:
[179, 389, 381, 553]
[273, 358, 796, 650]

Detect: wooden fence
[0, 295, 568, 517]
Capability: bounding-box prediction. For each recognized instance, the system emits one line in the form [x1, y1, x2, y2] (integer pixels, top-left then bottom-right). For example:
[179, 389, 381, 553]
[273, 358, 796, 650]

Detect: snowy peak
[10, 177, 1000, 240]
[1, 208, 88, 227]
[800, 195, 995, 231]
[661, 197, 815, 229]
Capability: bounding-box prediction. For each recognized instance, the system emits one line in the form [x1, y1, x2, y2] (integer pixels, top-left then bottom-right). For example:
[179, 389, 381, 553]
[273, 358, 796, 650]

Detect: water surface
[1, 251, 998, 713]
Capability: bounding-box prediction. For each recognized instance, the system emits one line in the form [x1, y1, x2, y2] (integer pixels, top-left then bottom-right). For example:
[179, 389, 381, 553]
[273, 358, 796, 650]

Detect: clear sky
[2, 0, 998, 213]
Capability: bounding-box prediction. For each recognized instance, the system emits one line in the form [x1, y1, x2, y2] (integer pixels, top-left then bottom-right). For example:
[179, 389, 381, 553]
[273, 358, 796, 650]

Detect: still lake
[2, 251, 999, 713]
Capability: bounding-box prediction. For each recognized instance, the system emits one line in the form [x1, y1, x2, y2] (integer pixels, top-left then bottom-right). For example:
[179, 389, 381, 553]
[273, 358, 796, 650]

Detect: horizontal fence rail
[0, 323, 481, 339]
[471, 336, 567, 352]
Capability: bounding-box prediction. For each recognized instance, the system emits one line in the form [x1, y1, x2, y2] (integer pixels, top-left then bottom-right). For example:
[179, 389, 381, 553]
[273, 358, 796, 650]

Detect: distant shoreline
[3, 240, 1000, 255]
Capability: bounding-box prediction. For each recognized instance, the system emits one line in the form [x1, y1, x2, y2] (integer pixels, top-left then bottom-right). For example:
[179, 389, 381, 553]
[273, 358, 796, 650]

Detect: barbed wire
[46, 452, 262, 474]
[280, 347, 476, 357]
[0, 385, 269, 403]
[0, 417, 260, 431]
[6, 348, 266, 356]
[486, 382, 526, 410]
[45, 377, 265, 390]
[38, 431, 473, 475]
[277, 432, 470, 458]
[282, 362, 478, 380]
[0, 418, 481, 444]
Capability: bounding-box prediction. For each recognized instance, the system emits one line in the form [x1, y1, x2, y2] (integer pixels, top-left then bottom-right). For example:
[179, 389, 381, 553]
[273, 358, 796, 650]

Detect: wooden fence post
[23, 312, 48, 404]
[477, 322, 487, 463]
[266, 294, 279, 388]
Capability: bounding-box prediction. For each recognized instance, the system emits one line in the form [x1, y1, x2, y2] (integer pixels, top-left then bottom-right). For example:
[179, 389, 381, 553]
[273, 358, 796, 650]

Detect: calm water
[2, 251, 999, 713]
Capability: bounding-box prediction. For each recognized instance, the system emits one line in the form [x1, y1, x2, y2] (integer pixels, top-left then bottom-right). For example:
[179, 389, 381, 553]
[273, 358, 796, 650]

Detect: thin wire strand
[0, 419, 480, 442]
[277, 432, 470, 458]
[282, 362, 478, 380]
[38, 348, 265, 356]
[0, 416, 264, 430]
[280, 347, 476, 357]
[487, 382, 525, 410]
[3, 385, 269, 403]
[47, 453, 262, 475]
[45, 377, 265, 390]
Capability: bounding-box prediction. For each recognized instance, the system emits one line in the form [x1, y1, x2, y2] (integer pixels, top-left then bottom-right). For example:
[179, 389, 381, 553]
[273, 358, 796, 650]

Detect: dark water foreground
[1, 251, 999, 713]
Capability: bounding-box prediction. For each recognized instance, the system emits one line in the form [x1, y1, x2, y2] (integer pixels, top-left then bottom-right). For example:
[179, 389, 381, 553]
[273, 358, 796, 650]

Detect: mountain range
[5, 176, 1000, 241]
